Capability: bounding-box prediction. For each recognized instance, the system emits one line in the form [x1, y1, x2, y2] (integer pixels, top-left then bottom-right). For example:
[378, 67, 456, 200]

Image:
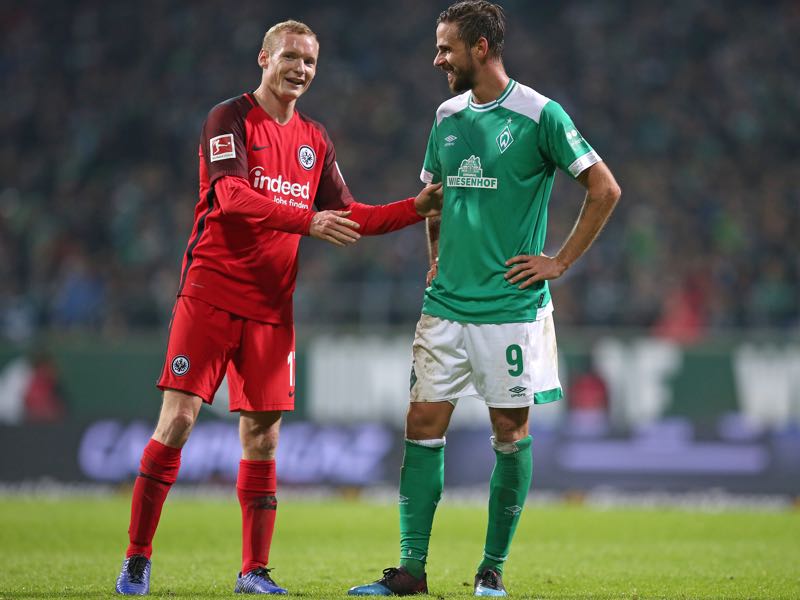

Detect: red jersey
[176, 93, 423, 324]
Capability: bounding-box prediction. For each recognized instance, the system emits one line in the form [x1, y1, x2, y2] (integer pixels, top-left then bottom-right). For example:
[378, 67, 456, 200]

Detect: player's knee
[155, 409, 197, 446]
[170, 409, 196, 433]
[242, 428, 278, 458]
[491, 417, 528, 443]
[406, 408, 446, 440]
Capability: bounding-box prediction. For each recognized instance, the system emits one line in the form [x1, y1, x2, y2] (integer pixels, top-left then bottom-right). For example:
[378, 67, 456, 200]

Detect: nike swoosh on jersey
[251, 144, 270, 151]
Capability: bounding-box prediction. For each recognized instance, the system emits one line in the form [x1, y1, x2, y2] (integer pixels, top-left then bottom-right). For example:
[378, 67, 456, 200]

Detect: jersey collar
[468, 79, 516, 112]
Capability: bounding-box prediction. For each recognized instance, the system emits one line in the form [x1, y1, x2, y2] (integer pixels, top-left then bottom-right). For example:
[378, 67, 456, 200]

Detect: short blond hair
[262, 20, 317, 54]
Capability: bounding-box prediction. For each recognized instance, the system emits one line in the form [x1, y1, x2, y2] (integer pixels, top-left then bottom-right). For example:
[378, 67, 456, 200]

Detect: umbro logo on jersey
[251, 143, 270, 151]
[444, 134, 458, 147]
[209, 133, 235, 162]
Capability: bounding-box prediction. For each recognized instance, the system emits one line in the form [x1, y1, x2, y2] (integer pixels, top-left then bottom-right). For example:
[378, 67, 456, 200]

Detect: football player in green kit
[349, 1, 621, 596]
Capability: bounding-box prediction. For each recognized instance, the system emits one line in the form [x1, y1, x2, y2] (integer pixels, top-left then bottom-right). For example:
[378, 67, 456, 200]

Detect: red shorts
[157, 296, 296, 412]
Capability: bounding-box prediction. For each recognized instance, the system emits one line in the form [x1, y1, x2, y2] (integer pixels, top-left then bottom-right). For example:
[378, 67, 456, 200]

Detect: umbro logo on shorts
[171, 355, 190, 376]
[509, 385, 527, 397]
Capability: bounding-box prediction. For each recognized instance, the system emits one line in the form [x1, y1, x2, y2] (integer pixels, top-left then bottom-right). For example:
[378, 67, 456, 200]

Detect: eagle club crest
[298, 145, 316, 170]
[171, 355, 190, 376]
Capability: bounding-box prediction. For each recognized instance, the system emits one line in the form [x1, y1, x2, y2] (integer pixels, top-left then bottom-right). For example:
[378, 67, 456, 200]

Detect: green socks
[396, 435, 531, 578]
[398, 439, 445, 578]
[478, 435, 533, 575]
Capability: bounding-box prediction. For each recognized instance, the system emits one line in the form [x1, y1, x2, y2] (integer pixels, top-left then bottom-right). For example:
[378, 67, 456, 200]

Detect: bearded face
[434, 22, 479, 95]
[447, 54, 477, 93]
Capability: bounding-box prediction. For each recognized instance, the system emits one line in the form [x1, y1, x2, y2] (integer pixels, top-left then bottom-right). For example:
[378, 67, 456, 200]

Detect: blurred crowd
[1, 0, 797, 341]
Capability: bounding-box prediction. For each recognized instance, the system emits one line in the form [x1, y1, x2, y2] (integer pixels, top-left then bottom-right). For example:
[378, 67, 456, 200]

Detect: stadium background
[0, 0, 798, 498]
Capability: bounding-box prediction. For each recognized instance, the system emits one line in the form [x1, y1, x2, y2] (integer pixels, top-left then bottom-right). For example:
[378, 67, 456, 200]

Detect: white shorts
[410, 311, 562, 408]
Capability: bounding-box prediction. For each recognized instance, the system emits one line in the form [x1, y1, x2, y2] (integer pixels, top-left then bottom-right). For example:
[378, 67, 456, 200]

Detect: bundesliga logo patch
[209, 134, 235, 162]
[171, 355, 190, 376]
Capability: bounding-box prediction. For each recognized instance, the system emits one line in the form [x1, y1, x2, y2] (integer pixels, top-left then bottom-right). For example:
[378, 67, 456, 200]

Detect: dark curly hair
[437, 1, 506, 58]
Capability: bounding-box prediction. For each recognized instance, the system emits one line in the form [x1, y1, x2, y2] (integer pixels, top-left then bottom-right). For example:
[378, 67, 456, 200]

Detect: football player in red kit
[115, 20, 442, 596]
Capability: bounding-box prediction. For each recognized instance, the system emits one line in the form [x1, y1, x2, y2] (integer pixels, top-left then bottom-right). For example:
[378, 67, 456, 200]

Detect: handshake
[309, 183, 443, 247]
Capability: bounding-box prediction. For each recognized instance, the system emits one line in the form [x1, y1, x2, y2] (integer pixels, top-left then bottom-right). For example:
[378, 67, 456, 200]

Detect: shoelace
[250, 567, 277, 584]
[126, 555, 149, 584]
[381, 567, 401, 582]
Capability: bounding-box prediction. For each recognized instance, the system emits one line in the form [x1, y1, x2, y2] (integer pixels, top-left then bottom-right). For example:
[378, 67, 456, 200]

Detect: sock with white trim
[398, 438, 445, 578]
[478, 434, 532, 575]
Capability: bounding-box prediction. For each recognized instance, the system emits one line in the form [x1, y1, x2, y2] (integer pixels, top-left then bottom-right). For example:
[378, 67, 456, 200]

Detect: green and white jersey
[420, 79, 600, 324]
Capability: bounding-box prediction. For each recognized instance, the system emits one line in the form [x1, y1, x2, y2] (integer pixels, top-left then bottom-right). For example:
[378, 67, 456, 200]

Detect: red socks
[126, 438, 182, 558]
[237, 459, 277, 574]
[125, 442, 277, 572]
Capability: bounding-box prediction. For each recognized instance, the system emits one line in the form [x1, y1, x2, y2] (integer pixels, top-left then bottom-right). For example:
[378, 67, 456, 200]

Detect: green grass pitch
[0, 495, 798, 599]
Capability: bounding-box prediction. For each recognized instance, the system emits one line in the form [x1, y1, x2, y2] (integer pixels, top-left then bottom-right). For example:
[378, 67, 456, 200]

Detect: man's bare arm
[505, 161, 621, 288]
[425, 216, 441, 285]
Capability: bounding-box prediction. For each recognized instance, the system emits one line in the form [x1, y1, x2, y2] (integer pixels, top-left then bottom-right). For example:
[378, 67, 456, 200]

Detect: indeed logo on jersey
[250, 167, 310, 200]
[446, 155, 498, 190]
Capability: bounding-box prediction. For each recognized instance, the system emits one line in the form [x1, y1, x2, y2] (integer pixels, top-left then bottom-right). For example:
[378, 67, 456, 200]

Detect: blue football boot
[115, 554, 151, 595]
[348, 566, 428, 596]
[473, 568, 507, 597]
[234, 567, 288, 594]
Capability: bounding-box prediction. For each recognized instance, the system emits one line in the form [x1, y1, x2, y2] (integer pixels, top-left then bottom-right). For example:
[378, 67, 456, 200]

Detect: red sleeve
[307, 118, 423, 234]
[215, 176, 314, 235]
[202, 98, 250, 184]
[348, 198, 424, 235]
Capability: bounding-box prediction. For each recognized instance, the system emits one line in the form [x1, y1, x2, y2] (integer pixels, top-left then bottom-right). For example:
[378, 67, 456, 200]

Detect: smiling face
[259, 32, 318, 103]
[434, 21, 477, 94]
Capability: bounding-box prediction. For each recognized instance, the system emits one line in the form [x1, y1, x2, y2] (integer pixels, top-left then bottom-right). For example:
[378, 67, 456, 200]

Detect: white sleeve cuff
[568, 150, 601, 178]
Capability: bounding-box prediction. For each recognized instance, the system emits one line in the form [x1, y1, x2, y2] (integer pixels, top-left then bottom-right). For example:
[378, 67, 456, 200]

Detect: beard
[447, 58, 476, 93]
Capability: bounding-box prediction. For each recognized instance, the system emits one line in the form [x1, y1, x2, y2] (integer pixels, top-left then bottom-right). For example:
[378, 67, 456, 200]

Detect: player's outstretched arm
[339, 183, 443, 236]
[505, 161, 621, 289]
[309, 210, 361, 247]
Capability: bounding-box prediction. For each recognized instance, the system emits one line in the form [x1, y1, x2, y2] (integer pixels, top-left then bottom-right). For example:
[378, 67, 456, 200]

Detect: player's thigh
[228, 320, 295, 412]
[157, 296, 241, 404]
[464, 315, 562, 408]
[410, 314, 477, 404]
